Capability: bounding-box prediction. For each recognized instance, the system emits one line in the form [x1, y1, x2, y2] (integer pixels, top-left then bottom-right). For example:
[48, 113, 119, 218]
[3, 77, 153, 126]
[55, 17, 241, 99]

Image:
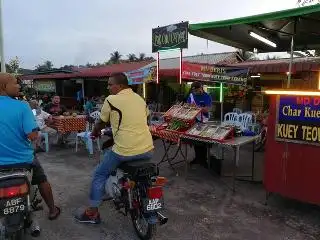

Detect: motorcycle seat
[118, 159, 156, 176]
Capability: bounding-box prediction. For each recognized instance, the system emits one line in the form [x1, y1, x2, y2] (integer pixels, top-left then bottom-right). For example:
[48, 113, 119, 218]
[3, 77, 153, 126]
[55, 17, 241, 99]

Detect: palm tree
[138, 53, 146, 61]
[109, 51, 122, 64]
[127, 53, 137, 62]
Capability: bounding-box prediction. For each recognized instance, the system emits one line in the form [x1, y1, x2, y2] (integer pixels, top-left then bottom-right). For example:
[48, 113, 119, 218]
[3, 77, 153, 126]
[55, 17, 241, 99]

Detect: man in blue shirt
[0, 73, 60, 220]
[187, 82, 212, 168]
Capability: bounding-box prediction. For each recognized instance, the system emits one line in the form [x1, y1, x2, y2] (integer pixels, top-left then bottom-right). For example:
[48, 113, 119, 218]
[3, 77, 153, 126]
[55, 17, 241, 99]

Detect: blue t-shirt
[0, 96, 38, 165]
[187, 92, 212, 119]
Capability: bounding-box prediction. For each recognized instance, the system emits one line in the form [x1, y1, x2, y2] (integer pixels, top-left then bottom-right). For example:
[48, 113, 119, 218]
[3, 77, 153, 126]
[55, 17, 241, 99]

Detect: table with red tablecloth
[149, 125, 187, 173]
[51, 115, 87, 134]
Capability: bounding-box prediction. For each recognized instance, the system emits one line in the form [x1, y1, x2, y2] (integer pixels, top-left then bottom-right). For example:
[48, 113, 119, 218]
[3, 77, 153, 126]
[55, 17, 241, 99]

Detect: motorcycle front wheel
[130, 209, 157, 240]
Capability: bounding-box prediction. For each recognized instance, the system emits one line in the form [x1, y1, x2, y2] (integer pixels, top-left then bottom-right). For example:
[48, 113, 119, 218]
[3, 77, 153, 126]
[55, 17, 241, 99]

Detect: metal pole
[220, 82, 224, 123]
[0, 0, 5, 73]
[287, 36, 294, 88]
[81, 79, 85, 104]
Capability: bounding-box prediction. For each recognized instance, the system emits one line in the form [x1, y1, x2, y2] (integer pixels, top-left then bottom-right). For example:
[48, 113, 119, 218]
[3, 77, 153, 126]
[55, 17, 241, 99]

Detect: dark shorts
[0, 157, 47, 185]
[30, 157, 47, 185]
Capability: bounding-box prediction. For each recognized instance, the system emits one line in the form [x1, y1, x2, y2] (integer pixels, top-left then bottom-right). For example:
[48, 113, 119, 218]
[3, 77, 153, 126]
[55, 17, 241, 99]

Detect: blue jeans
[89, 150, 153, 207]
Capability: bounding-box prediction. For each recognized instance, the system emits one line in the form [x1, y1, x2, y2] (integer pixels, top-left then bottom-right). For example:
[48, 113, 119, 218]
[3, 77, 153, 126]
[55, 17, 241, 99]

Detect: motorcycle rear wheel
[130, 210, 157, 240]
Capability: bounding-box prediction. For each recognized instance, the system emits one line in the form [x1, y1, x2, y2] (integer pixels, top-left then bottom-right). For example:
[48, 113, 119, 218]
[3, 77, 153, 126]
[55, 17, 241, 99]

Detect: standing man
[187, 82, 212, 168]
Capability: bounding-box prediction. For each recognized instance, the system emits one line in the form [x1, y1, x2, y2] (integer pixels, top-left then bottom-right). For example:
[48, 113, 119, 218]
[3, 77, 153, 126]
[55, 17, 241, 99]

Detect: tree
[138, 53, 146, 61]
[109, 51, 122, 64]
[35, 60, 54, 71]
[297, 0, 320, 7]
[127, 53, 137, 62]
[7, 56, 20, 74]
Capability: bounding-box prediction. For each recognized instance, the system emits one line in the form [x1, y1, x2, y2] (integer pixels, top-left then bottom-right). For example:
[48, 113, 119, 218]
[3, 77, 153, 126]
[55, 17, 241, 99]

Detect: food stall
[150, 104, 202, 173]
[188, 5, 320, 203]
[150, 100, 259, 191]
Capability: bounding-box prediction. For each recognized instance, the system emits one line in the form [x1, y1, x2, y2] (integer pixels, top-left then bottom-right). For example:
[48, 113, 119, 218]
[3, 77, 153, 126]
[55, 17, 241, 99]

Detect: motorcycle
[0, 165, 42, 240]
[100, 132, 168, 240]
[255, 115, 268, 152]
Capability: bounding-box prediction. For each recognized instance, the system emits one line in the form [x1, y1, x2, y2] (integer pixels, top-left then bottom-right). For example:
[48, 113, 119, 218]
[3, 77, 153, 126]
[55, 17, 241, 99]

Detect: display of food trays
[164, 103, 202, 122]
[185, 123, 234, 142]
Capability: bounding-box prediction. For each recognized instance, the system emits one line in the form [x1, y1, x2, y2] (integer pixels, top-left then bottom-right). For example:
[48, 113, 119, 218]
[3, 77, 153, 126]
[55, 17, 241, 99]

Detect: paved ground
[30, 139, 320, 240]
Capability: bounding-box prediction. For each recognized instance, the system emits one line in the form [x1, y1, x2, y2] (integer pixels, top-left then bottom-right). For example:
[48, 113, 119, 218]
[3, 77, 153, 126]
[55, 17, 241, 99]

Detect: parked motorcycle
[255, 115, 268, 152]
[0, 165, 42, 240]
[101, 137, 168, 240]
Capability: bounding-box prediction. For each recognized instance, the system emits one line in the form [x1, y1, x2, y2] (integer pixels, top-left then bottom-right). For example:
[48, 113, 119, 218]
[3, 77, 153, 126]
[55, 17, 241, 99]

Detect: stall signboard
[126, 66, 156, 85]
[152, 22, 188, 52]
[181, 62, 248, 85]
[33, 80, 56, 92]
[276, 95, 320, 146]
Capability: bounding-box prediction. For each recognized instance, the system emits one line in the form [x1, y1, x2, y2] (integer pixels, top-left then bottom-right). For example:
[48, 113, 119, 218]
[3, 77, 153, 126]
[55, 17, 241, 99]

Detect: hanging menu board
[276, 95, 320, 146]
[33, 80, 56, 92]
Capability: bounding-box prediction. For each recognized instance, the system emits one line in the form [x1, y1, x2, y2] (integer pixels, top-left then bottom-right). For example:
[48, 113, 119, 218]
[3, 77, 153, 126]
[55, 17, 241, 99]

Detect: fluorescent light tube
[249, 32, 277, 48]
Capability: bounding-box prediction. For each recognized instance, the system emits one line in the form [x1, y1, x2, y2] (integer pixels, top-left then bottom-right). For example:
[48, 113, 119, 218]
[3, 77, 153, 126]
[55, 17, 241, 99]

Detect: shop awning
[189, 5, 320, 52]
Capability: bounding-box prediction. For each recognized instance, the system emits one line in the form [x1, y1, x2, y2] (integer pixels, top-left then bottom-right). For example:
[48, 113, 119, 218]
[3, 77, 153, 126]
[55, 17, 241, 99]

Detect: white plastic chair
[236, 113, 253, 131]
[222, 112, 239, 125]
[90, 111, 101, 120]
[233, 108, 242, 114]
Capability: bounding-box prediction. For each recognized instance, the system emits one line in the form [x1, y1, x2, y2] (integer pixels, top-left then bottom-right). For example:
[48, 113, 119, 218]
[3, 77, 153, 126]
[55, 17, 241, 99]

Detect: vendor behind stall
[187, 82, 212, 167]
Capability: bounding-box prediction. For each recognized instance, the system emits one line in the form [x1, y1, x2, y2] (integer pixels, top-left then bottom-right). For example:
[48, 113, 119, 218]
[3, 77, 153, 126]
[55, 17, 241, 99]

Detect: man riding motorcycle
[75, 72, 154, 224]
[0, 73, 61, 220]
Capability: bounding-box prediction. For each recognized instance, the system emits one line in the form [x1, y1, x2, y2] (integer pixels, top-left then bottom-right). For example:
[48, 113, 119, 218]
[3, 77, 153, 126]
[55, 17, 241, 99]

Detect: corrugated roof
[21, 61, 151, 80]
[231, 57, 320, 73]
[141, 52, 240, 70]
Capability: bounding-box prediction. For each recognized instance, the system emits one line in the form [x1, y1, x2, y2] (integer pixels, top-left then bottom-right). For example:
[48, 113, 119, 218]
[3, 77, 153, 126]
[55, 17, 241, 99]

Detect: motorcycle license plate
[143, 198, 163, 212]
[0, 197, 27, 216]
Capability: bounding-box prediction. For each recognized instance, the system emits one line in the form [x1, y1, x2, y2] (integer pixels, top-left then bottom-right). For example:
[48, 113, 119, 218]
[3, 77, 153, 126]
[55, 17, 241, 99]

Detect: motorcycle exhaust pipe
[157, 212, 168, 225]
[30, 220, 41, 237]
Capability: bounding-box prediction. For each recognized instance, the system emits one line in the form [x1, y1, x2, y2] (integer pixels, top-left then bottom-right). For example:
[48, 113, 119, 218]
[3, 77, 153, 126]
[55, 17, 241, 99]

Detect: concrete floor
[31, 139, 320, 240]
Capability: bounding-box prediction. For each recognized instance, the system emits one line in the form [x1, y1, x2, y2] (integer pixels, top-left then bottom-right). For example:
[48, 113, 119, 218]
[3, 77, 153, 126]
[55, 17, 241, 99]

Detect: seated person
[44, 95, 67, 116]
[29, 100, 58, 151]
[84, 96, 95, 115]
[74, 72, 154, 224]
[0, 73, 60, 220]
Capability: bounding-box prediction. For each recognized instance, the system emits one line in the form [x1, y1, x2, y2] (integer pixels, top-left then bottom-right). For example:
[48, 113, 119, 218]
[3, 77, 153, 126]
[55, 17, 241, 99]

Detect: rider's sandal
[48, 206, 61, 220]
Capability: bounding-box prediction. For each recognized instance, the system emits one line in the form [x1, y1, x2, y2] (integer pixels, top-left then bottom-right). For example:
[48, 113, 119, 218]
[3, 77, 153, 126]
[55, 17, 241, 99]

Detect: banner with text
[276, 95, 320, 145]
[125, 66, 156, 85]
[181, 62, 248, 85]
[152, 22, 188, 52]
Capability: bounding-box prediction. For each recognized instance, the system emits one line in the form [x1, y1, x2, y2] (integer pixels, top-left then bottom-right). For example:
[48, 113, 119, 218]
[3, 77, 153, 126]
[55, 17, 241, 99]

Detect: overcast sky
[4, 0, 297, 69]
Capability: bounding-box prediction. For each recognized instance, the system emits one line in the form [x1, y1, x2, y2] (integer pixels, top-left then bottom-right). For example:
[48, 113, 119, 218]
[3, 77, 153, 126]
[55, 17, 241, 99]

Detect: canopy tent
[189, 5, 320, 88]
[189, 5, 320, 53]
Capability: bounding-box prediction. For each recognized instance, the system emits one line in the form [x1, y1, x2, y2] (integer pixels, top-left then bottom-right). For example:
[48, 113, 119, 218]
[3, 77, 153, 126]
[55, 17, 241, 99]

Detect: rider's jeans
[89, 149, 154, 208]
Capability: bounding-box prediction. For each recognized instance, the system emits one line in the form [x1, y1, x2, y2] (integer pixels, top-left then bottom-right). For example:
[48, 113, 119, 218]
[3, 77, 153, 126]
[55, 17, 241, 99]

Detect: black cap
[191, 81, 202, 90]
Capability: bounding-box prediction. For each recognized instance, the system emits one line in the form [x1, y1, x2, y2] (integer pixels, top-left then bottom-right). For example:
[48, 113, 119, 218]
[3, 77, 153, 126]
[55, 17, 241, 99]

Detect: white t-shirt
[35, 110, 51, 130]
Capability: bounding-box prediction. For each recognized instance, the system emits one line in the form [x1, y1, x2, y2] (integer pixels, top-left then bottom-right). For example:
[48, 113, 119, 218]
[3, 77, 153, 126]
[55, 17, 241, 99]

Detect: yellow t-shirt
[100, 88, 154, 156]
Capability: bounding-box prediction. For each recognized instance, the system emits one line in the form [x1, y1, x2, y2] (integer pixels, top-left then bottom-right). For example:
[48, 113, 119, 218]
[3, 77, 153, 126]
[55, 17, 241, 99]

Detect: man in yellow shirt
[75, 72, 154, 224]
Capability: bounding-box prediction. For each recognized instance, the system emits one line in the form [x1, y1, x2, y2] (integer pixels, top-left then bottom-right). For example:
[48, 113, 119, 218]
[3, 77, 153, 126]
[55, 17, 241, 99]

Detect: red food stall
[188, 5, 320, 204]
[264, 91, 320, 204]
